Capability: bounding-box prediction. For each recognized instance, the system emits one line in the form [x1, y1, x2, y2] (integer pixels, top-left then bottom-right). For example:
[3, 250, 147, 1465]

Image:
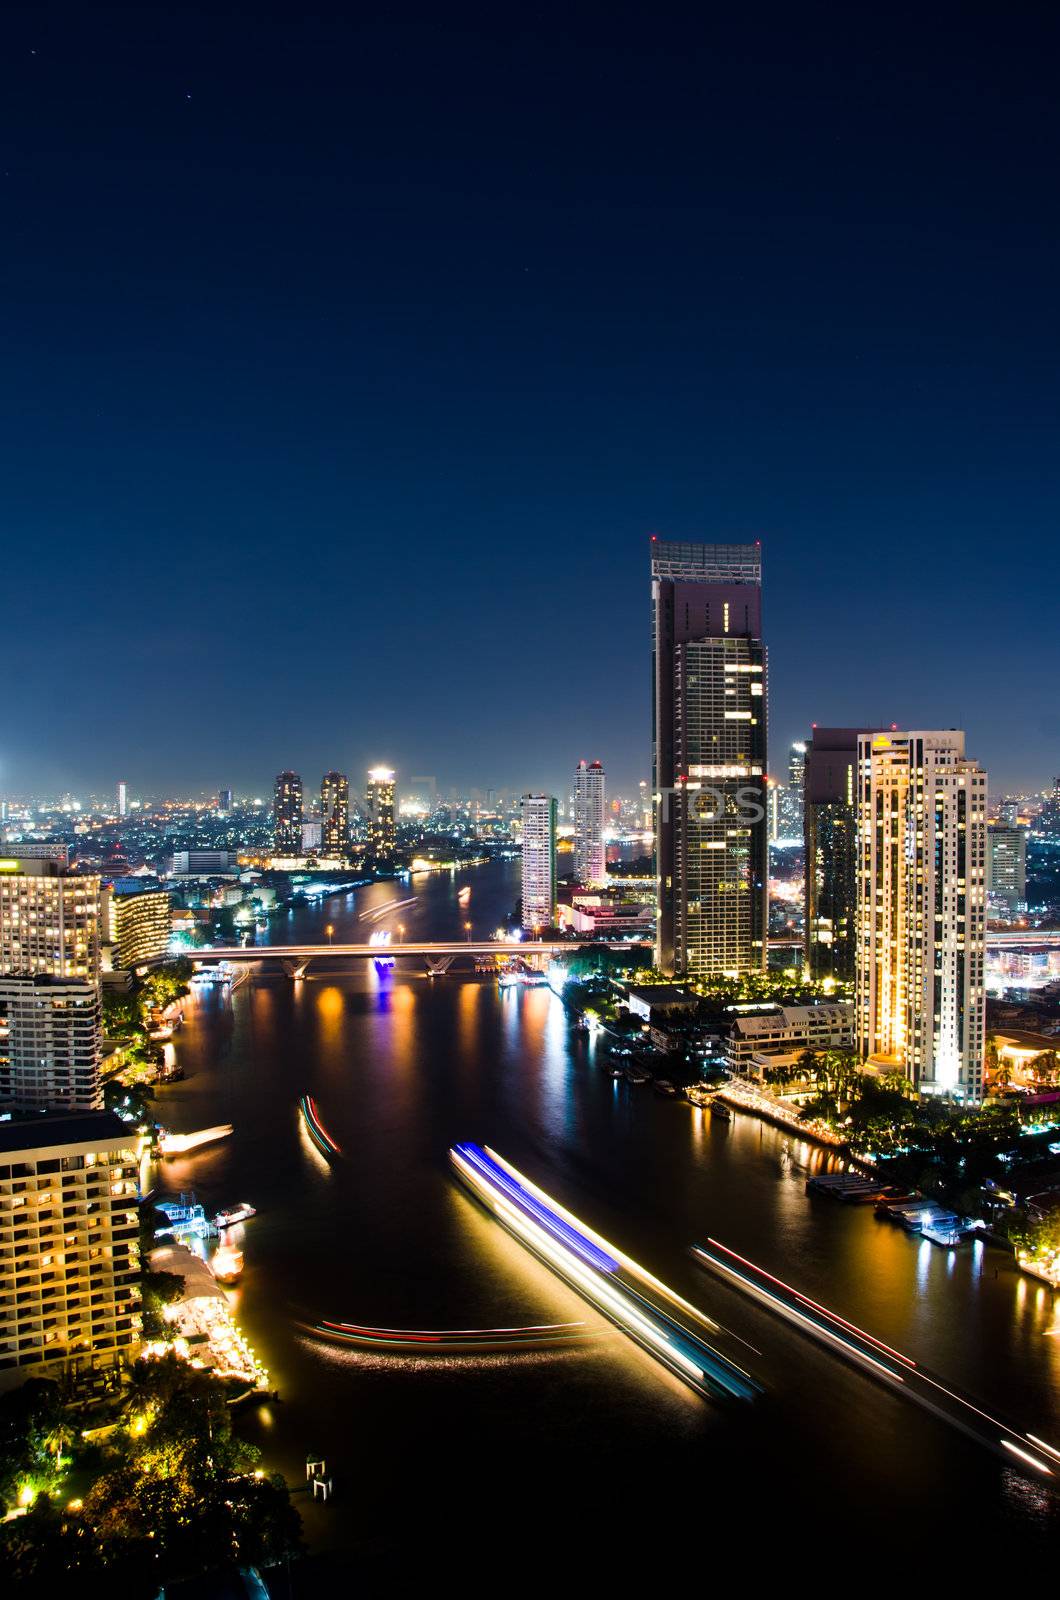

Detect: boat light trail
[312, 1319, 591, 1353]
[451, 1143, 759, 1403]
[299, 1095, 341, 1159]
[693, 1239, 1055, 1483]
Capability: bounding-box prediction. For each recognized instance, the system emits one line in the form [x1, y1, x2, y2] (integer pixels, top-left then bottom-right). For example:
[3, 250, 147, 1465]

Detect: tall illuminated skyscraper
[987, 823, 1026, 916]
[521, 794, 557, 931]
[804, 726, 886, 984]
[117, 781, 127, 818]
[366, 768, 396, 865]
[0, 974, 102, 1111]
[0, 1112, 141, 1390]
[321, 771, 350, 857]
[573, 760, 606, 885]
[651, 539, 767, 976]
[0, 858, 101, 980]
[273, 771, 303, 855]
[855, 730, 987, 1102]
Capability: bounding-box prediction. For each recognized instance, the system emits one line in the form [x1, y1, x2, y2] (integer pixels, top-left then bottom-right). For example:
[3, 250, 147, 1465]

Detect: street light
[465, 921, 472, 942]
[398, 923, 405, 943]
[326, 924, 334, 946]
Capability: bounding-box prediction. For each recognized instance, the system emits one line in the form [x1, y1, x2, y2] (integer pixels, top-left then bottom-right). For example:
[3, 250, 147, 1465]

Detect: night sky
[4, 3, 1058, 799]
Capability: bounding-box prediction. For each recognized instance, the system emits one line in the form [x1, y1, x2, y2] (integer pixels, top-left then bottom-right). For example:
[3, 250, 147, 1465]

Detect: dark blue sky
[3, 3, 1058, 799]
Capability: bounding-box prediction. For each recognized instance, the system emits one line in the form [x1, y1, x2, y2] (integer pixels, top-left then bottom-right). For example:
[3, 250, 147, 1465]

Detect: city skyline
[4, 8, 1060, 799]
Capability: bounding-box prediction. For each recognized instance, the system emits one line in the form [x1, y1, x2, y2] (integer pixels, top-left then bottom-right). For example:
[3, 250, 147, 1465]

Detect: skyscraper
[321, 771, 350, 857]
[366, 768, 396, 865]
[0, 974, 102, 1111]
[779, 741, 807, 837]
[651, 539, 767, 976]
[273, 771, 303, 855]
[218, 787, 233, 814]
[987, 823, 1027, 917]
[804, 727, 886, 984]
[573, 760, 606, 885]
[855, 730, 987, 1102]
[0, 1113, 141, 1390]
[0, 857, 101, 980]
[521, 795, 557, 931]
[117, 781, 127, 818]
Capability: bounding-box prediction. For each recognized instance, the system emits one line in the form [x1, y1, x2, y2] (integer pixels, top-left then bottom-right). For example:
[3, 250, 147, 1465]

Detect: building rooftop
[0, 1110, 131, 1155]
[729, 1002, 852, 1036]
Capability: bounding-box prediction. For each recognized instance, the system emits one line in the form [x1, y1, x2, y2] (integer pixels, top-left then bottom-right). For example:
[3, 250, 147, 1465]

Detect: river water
[152, 860, 1059, 1572]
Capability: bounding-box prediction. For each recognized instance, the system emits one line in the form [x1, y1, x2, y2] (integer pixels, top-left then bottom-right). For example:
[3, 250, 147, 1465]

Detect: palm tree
[44, 1418, 75, 1468]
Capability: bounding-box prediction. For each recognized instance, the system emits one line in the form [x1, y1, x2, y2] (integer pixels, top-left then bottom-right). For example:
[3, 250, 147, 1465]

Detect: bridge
[179, 939, 651, 979]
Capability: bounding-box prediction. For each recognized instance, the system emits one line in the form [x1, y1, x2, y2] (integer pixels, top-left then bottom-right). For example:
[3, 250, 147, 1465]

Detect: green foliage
[0, 1379, 63, 1509]
[0, 1355, 302, 1592]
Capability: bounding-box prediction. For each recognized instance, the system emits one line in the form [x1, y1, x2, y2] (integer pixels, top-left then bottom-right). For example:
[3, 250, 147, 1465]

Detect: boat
[458, 886, 472, 905]
[214, 1203, 256, 1229]
[709, 1100, 732, 1122]
[158, 1123, 234, 1157]
[608, 1065, 625, 1078]
[653, 1079, 677, 1096]
[212, 1244, 244, 1283]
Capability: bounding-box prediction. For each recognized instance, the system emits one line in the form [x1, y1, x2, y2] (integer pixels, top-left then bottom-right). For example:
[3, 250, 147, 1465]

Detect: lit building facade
[804, 727, 886, 985]
[651, 540, 767, 977]
[273, 771, 303, 855]
[366, 768, 396, 865]
[778, 741, 806, 837]
[855, 730, 987, 1102]
[0, 1112, 141, 1389]
[987, 823, 1027, 917]
[573, 760, 606, 886]
[521, 794, 557, 931]
[321, 771, 350, 857]
[726, 1001, 854, 1077]
[0, 975, 102, 1111]
[101, 883, 171, 970]
[0, 858, 101, 980]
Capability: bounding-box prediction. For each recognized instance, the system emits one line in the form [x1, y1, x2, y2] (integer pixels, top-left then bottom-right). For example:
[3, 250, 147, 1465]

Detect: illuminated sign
[0, 860, 22, 873]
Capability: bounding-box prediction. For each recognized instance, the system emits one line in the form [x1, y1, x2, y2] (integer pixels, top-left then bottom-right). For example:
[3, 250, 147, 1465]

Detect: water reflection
[158, 860, 1060, 1554]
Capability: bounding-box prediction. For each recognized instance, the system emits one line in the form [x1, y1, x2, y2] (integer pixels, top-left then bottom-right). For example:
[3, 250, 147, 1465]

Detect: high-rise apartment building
[117, 782, 127, 819]
[0, 975, 102, 1111]
[0, 858, 101, 980]
[651, 539, 767, 976]
[273, 771, 303, 855]
[218, 787, 233, 814]
[366, 768, 396, 865]
[0, 1112, 141, 1389]
[573, 760, 606, 886]
[804, 727, 886, 985]
[855, 730, 987, 1102]
[101, 882, 171, 970]
[321, 771, 350, 857]
[521, 794, 557, 931]
[987, 823, 1027, 917]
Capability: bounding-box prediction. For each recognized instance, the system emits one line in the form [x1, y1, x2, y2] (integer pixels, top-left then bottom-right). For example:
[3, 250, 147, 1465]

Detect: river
[152, 860, 1059, 1572]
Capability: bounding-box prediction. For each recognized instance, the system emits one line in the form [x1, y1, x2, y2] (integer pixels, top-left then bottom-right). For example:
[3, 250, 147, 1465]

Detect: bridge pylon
[425, 955, 455, 976]
[282, 959, 311, 980]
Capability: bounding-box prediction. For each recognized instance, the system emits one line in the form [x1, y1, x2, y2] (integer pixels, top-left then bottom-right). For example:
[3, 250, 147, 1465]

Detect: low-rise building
[725, 1001, 854, 1078]
[625, 984, 700, 1024]
[0, 1112, 141, 1389]
[169, 850, 241, 878]
[101, 881, 171, 971]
